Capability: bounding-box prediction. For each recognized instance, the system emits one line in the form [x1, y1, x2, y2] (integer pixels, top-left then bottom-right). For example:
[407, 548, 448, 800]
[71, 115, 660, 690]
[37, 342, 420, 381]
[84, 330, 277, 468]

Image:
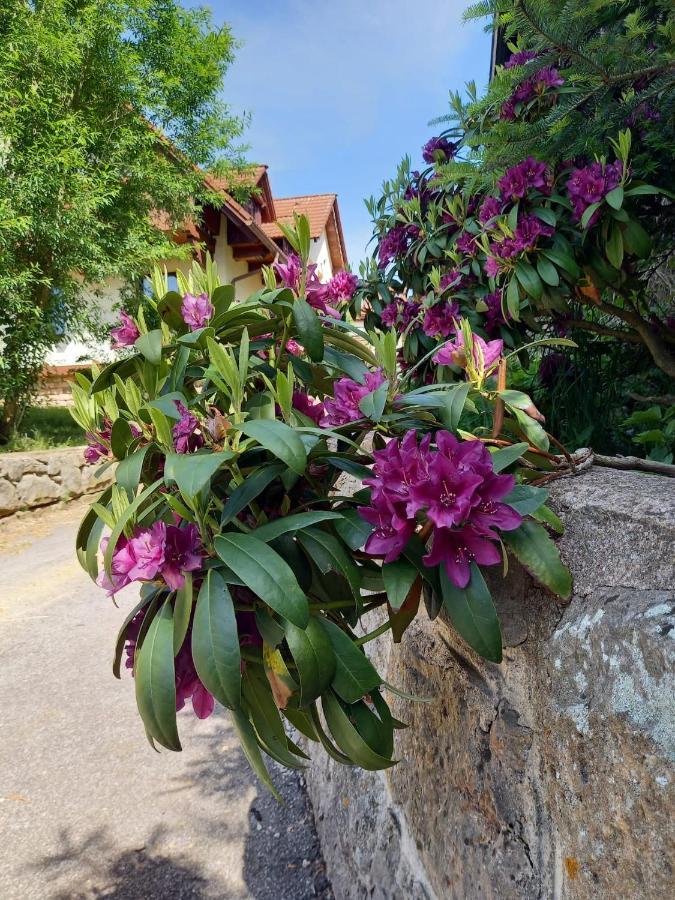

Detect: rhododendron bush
[72, 216, 571, 791]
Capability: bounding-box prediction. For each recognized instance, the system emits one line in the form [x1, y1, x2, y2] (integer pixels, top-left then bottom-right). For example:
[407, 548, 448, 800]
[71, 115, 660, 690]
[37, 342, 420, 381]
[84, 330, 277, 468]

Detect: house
[40, 166, 348, 403]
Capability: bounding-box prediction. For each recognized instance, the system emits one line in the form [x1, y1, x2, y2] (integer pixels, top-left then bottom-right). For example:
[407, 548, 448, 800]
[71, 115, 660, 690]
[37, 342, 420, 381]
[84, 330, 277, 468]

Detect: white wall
[45, 212, 266, 366]
[309, 230, 333, 281]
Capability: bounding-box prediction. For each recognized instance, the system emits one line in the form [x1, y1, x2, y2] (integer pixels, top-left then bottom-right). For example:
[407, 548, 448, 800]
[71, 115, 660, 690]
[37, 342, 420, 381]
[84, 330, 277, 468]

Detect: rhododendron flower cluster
[433, 330, 503, 376]
[321, 370, 386, 427]
[84, 420, 141, 464]
[489, 213, 554, 262]
[99, 521, 202, 595]
[111, 311, 140, 349]
[378, 224, 420, 267]
[422, 301, 460, 338]
[503, 49, 539, 69]
[273, 254, 358, 316]
[497, 157, 550, 202]
[422, 136, 458, 164]
[566, 160, 624, 225]
[358, 432, 522, 588]
[173, 401, 204, 454]
[501, 66, 564, 120]
[181, 292, 214, 331]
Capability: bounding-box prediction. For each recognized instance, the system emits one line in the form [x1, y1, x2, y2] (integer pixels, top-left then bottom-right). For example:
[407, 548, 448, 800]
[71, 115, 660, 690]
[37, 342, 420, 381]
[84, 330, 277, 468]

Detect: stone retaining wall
[305, 469, 675, 900]
[0, 447, 113, 517]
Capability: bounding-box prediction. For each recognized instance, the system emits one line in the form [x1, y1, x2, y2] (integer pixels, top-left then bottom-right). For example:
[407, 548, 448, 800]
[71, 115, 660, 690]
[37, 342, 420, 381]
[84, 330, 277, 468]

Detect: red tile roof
[261, 194, 348, 271]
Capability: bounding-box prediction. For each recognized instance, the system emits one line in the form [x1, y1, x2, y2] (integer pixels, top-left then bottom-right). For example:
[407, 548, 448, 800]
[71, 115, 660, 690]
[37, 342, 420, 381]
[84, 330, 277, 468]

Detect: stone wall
[305, 469, 675, 900]
[0, 447, 113, 517]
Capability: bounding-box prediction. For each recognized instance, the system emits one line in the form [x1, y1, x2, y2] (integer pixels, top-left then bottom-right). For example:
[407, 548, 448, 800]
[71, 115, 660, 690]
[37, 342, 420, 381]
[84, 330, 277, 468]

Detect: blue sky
[191, 1, 492, 267]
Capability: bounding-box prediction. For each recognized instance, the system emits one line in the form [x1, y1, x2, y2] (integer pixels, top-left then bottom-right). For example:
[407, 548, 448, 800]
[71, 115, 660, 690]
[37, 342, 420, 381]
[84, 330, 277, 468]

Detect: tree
[353, 0, 674, 452]
[0, 0, 246, 440]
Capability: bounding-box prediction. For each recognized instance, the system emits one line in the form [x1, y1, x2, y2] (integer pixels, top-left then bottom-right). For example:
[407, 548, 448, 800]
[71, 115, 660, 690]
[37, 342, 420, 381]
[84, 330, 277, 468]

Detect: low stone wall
[305, 469, 675, 900]
[0, 447, 113, 517]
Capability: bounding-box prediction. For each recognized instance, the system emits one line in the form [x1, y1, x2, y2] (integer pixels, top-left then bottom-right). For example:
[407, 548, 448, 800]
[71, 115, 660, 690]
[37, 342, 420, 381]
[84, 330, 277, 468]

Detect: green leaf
[148, 407, 173, 449]
[214, 533, 309, 627]
[440, 382, 471, 431]
[581, 202, 602, 229]
[292, 298, 324, 361]
[284, 617, 336, 706]
[317, 618, 381, 703]
[507, 405, 550, 451]
[164, 450, 234, 500]
[242, 668, 305, 768]
[536, 255, 559, 287]
[532, 504, 564, 534]
[191, 571, 241, 709]
[605, 186, 624, 209]
[297, 527, 362, 602]
[157, 290, 185, 330]
[515, 261, 543, 301]
[622, 219, 651, 258]
[103, 478, 163, 578]
[220, 464, 284, 525]
[533, 206, 557, 227]
[115, 444, 151, 499]
[606, 223, 624, 269]
[382, 559, 418, 611]
[76, 485, 113, 578]
[502, 520, 571, 599]
[490, 442, 530, 472]
[440, 563, 502, 663]
[230, 708, 280, 799]
[177, 326, 214, 348]
[145, 392, 187, 420]
[506, 276, 520, 320]
[113, 592, 154, 678]
[358, 380, 389, 422]
[322, 692, 395, 770]
[333, 508, 374, 551]
[542, 249, 581, 279]
[236, 419, 307, 474]
[135, 329, 163, 366]
[173, 573, 192, 655]
[211, 284, 235, 316]
[134, 598, 181, 751]
[110, 418, 134, 460]
[252, 511, 344, 543]
[503, 484, 549, 515]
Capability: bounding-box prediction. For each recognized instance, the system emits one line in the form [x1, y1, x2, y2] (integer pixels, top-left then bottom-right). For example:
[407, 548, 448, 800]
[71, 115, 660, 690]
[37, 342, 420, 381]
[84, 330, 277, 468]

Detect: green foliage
[0, 0, 247, 437]
[74, 222, 571, 794]
[0, 405, 84, 452]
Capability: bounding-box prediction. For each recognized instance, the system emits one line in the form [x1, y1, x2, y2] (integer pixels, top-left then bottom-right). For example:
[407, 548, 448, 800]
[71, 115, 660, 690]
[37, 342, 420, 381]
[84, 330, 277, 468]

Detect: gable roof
[261, 194, 348, 271]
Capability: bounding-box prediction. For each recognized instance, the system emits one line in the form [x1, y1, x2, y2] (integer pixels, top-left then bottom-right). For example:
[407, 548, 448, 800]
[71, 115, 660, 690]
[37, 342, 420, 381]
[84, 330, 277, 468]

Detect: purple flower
[422, 136, 458, 164]
[440, 269, 463, 292]
[484, 292, 506, 335]
[175, 632, 214, 719]
[97, 535, 135, 596]
[292, 390, 325, 425]
[322, 370, 386, 427]
[566, 160, 624, 225]
[161, 523, 202, 591]
[433, 331, 503, 373]
[484, 255, 504, 279]
[381, 302, 399, 327]
[532, 66, 564, 92]
[455, 232, 477, 256]
[127, 522, 167, 582]
[327, 270, 359, 303]
[498, 157, 550, 202]
[504, 49, 539, 69]
[378, 225, 418, 267]
[111, 311, 140, 349]
[181, 293, 214, 331]
[285, 338, 303, 356]
[173, 401, 204, 454]
[422, 301, 460, 338]
[358, 431, 522, 587]
[274, 253, 302, 291]
[478, 197, 503, 226]
[84, 421, 112, 465]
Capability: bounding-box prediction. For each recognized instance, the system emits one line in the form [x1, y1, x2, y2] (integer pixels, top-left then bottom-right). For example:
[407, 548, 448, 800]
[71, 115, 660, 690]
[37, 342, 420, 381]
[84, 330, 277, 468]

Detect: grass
[0, 407, 84, 453]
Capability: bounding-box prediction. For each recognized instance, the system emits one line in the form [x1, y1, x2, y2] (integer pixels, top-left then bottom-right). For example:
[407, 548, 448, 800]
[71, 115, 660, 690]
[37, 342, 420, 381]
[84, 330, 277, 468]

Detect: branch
[565, 319, 642, 344]
[593, 453, 675, 478]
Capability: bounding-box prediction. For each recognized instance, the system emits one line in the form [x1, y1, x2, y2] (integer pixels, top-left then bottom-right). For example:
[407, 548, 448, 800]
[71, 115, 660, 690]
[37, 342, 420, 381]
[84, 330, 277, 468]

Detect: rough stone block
[305, 469, 675, 900]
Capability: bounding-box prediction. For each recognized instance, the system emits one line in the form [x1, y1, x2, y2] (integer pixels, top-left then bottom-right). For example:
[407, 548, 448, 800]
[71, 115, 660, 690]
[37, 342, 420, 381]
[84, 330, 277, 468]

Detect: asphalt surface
[0, 500, 333, 900]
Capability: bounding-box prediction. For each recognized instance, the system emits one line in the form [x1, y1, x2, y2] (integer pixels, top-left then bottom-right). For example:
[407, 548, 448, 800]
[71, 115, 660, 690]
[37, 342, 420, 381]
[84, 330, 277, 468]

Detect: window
[143, 271, 178, 297]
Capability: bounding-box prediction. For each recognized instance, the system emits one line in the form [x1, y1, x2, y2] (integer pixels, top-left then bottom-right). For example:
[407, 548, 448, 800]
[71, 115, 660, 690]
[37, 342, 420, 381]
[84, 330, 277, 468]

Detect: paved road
[0, 500, 333, 900]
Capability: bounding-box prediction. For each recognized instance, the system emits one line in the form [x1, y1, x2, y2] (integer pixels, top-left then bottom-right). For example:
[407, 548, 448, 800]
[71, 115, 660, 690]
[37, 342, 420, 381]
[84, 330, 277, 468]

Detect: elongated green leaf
[191, 570, 241, 710]
[230, 708, 280, 799]
[148, 407, 173, 449]
[440, 563, 502, 663]
[605, 185, 624, 209]
[111, 418, 134, 460]
[318, 618, 381, 703]
[606, 223, 624, 269]
[116, 445, 150, 499]
[297, 527, 361, 602]
[284, 617, 336, 706]
[536, 256, 559, 287]
[441, 383, 471, 431]
[145, 392, 187, 420]
[508, 405, 550, 451]
[211, 284, 235, 315]
[324, 456, 373, 481]
[581, 202, 601, 229]
[135, 598, 181, 751]
[236, 419, 307, 474]
[164, 450, 234, 500]
[76, 485, 113, 577]
[503, 484, 549, 515]
[173, 574, 192, 655]
[214, 533, 309, 627]
[242, 668, 305, 769]
[515, 261, 543, 301]
[358, 380, 389, 422]
[622, 219, 651, 258]
[292, 298, 324, 361]
[252, 511, 343, 543]
[157, 290, 185, 330]
[532, 504, 564, 534]
[506, 276, 521, 320]
[220, 463, 284, 525]
[542, 248, 581, 279]
[113, 592, 154, 678]
[322, 691, 395, 770]
[334, 508, 374, 550]
[502, 520, 571, 599]
[282, 707, 319, 742]
[382, 559, 418, 611]
[490, 442, 530, 472]
[135, 329, 163, 366]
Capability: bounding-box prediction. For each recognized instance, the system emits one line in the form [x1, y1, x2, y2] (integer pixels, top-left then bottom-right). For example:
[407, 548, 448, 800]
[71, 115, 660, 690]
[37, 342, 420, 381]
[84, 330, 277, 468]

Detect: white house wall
[309, 231, 333, 281]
